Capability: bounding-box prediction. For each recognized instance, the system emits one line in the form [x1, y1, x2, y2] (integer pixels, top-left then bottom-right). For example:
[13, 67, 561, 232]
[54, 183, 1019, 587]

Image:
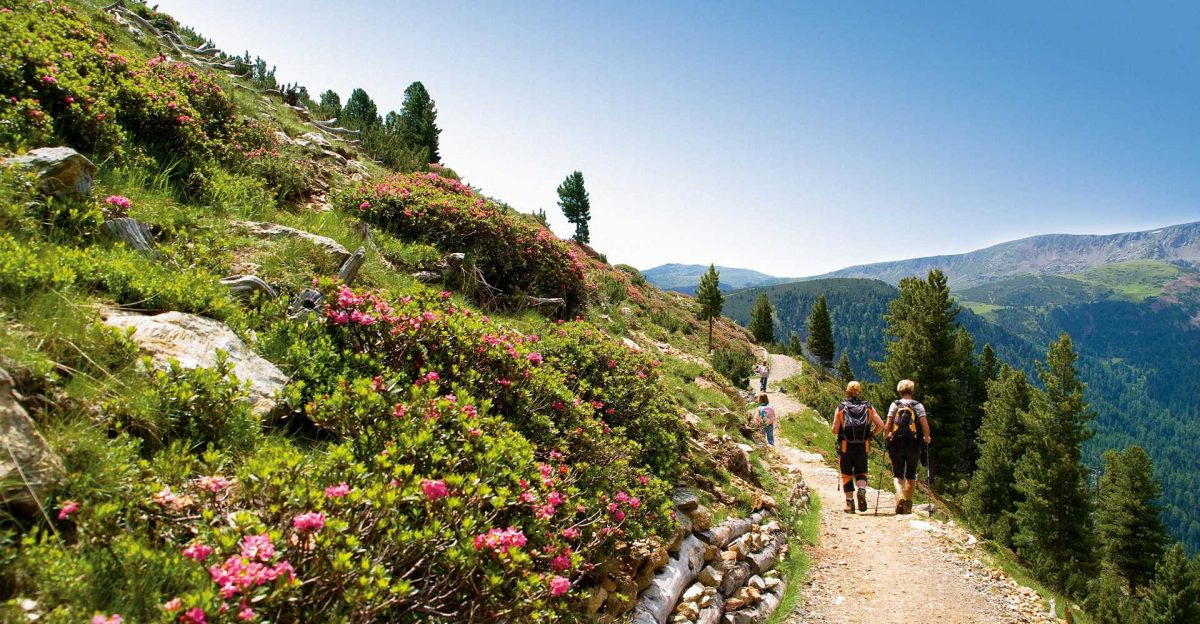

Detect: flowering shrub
[539, 321, 687, 478]
[333, 172, 589, 315]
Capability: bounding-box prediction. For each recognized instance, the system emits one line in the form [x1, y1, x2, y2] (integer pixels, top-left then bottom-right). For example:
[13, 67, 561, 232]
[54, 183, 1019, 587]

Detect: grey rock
[4, 147, 96, 198]
[671, 487, 701, 513]
[233, 221, 351, 263]
[412, 271, 442, 283]
[0, 367, 63, 513]
[102, 217, 154, 252]
[102, 309, 288, 416]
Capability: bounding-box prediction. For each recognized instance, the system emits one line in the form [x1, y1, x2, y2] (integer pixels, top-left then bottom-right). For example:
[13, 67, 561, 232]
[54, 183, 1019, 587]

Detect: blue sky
[156, 1, 1200, 276]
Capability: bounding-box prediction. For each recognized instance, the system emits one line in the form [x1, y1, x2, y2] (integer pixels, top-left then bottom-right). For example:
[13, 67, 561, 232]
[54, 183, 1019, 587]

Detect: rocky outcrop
[4, 147, 96, 198]
[102, 309, 288, 415]
[233, 220, 351, 263]
[0, 367, 63, 513]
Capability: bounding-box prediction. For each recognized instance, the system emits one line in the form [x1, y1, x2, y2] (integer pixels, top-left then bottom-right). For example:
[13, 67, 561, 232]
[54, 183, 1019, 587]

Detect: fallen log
[219, 276, 278, 302]
[628, 535, 706, 624]
[102, 217, 154, 252]
[337, 247, 366, 285]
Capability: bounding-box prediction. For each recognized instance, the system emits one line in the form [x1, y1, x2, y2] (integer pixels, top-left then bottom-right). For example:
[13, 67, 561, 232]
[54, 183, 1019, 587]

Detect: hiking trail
[754, 353, 1062, 624]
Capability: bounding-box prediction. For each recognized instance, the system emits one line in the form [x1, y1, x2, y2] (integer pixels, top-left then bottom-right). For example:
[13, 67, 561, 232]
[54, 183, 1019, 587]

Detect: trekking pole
[923, 442, 933, 515]
[873, 434, 886, 515]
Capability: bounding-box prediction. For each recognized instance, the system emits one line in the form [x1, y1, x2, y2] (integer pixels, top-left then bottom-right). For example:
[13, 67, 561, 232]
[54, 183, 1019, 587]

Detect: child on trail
[754, 393, 777, 446]
[756, 359, 770, 392]
[884, 379, 932, 515]
[831, 381, 884, 513]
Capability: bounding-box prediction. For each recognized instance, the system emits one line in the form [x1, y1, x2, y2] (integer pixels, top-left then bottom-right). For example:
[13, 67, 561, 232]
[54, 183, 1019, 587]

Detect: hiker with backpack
[754, 393, 778, 446]
[831, 381, 885, 513]
[885, 379, 932, 515]
[755, 359, 770, 392]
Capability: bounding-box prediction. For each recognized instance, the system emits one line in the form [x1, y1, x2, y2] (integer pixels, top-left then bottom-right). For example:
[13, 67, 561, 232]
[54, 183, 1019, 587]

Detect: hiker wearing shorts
[754, 393, 777, 446]
[885, 379, 931, 515]
[756, 360, 770, 392]
[831, 381, 884, 513]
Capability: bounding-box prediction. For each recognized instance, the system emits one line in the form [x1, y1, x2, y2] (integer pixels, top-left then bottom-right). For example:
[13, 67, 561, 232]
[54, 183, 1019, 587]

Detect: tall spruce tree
[837, 353, 854, 382]
[963, 368, 1032, 546]
[807, 294, 835, 367]
[871, 269, 976, 478]
[556, 171, 591, 243]
[399, 81, 441, 163]
[980, 343, 999, 382]
[1012, 334, 1097, 595]
[1096, 446, 1169, 592]
[1137, 544, 1200, 623]
[789, 334, 803, 357]
[1086, 570, 1135, 624]
[695, 264, 724, 352]
[748, 293, 775, 344]
[342, 88, 381, 130]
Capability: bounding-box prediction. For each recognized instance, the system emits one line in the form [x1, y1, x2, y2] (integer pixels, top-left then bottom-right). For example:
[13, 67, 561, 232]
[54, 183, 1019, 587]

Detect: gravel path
[751, 353, 1061, 624]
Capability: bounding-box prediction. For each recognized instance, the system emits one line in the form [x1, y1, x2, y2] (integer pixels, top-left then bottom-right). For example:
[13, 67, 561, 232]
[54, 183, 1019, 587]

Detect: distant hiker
[885, 379, 932, 515]
[754, 393, 777, 446]
[831, 381, 884, 513]
[756, 359, 770, 392]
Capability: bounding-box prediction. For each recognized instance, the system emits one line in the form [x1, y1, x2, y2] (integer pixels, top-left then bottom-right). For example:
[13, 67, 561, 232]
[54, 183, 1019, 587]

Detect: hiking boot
[857, 487, 868, 512]
[844, 500, 856, 514]
[894, 499, 905, 515]
[898, 500, 912, 515]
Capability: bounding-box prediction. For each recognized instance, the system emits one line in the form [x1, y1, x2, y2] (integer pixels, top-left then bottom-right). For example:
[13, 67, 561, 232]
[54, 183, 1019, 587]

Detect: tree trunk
[707, 318, 713, 352]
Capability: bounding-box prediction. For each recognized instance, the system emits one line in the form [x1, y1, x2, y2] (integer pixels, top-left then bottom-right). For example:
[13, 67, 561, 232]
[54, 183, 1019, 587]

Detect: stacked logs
[629, 489, 791, 624]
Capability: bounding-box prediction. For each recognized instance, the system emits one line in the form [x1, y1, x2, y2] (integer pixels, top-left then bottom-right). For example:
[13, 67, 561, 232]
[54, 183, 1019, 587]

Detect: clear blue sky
[157, 1, 1200, 276]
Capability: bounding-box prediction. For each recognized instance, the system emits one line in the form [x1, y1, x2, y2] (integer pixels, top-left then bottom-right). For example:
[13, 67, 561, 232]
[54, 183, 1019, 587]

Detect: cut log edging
[627, 486, 797, 624]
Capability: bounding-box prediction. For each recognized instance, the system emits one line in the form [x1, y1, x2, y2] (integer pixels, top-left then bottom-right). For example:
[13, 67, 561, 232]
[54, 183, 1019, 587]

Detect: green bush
[712, 348, 754, 387]
[105, 353, 262, 453]
[615, 264, 646, 285]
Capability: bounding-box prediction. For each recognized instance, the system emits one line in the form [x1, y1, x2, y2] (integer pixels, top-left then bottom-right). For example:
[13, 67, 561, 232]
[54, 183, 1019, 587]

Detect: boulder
[671, 488, 700, 513]
[690, 505, 714, 532]
[102, 309, 288, 416]
[585, 586, 607, 618]
[0, 368, 63, 513]
[4, 147, 96, 198]
[233, 221, 351, 264]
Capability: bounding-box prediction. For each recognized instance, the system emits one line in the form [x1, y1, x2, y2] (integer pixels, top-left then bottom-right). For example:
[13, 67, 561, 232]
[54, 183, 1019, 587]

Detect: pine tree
[980, 343, 999, 382]
[342, 88, 381, 130]
[1086, 570, 1134, 624]
[1137, 544, 1200, 624]
[556, 171, 591, 243]
[871, 269, 976, 478]
[964, 368, 1032, 546]
[1096, 446, 1169, 592]
[399, 81, 441, 163]
[316, 89, 341, 119]
[789, 334, 803, 357]
[836, 353, 854, 382]
[695, 264, 724, 352]
[1012, 334, 1097, 595]
[806, 294, 835, 368]
[748, 293, 774, 344]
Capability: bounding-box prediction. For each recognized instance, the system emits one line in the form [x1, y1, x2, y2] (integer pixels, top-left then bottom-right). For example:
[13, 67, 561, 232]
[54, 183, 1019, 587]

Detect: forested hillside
[731, 261, 1200, 551]
[642, 263, 787, 294]
[724, 278, 895, 380]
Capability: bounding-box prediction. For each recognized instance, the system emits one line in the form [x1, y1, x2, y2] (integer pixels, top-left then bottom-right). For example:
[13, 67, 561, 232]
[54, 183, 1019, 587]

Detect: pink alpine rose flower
[325, 483, 350, 498]
[182, 542, 213, 562]
[292, 511, 325, 532]
[421, 479, 449, 501]
[57, 500, 79, 520]
[549, 575, 571, 596]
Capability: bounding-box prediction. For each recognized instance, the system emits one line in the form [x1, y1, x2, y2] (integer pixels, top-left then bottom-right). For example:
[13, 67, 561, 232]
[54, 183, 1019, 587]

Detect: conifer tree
[399, 81, 441, 163]
[556, 171, 591, 243]
[964, 368, 1032, 546]
[789, 334, 803, 357]
[342, 88, 381, 130]
[695, 264, 724, 352]
[871, 269, 976, 478]
[1137, 544, 1200, 623]
[980, 343, 999, 382]
[748, 293, 775, 344]
[316, 89, 341, 119]
[807, 294, 835, 367]
[837, 353, 854, 382]
[1096, 446, 1168, 592]
[1086, 571, 1134, 624]
[1012, 334, 1097, 595]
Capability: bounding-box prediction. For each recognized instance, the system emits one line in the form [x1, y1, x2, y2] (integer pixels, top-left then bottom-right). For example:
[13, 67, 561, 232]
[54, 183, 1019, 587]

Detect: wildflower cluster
[334, 172, 590, 314]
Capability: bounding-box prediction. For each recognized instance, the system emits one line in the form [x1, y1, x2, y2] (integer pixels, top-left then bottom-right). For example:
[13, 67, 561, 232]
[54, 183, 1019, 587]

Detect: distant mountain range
[812, 221, 1200, 288]
[640, 263, 790, 295]
[646, 221, 1200, 293]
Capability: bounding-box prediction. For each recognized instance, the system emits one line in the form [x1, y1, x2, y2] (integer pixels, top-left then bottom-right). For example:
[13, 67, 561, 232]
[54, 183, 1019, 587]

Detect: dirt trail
[753, 353, 1059, 624]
